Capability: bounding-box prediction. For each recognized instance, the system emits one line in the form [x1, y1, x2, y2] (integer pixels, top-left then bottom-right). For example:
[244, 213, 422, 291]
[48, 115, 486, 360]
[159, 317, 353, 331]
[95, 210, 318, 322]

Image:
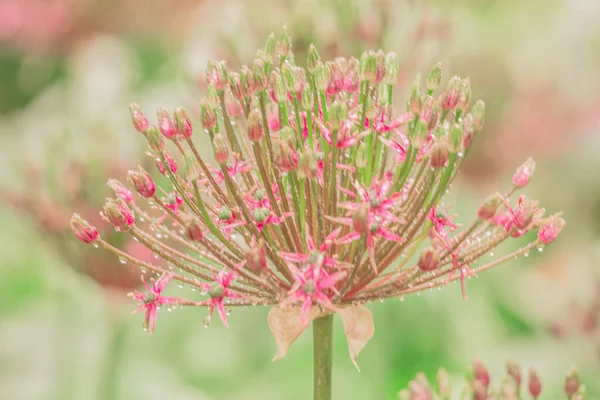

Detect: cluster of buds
[71, 31, 563, 356]
[4, 159, 144, 292]
[398, 359, 586, 399]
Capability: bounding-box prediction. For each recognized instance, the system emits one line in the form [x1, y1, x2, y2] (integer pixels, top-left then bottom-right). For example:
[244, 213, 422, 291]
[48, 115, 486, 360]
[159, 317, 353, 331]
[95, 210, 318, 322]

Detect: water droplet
[489, 251, 494, 257]
[178, 282, 184, 288]
[399, 296, 405, 302]
[140, 267, 147, 273]
[536, 245, 544, 253]
[524, 251, 529, 257]
[118, 256, 127, 264]
[416, 291, 421, 296]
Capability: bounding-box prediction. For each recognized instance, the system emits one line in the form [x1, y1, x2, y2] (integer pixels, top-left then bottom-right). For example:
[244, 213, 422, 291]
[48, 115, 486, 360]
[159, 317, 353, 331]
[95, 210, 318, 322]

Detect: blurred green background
[1, 0, 599, 399]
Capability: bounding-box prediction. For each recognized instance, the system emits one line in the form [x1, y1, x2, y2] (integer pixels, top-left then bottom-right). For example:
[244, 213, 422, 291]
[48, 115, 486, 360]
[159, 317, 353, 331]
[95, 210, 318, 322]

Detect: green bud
[277, 26, 292, 57]
[206, 83, 219, 108]
[218, 206, 233, 220]
[427, 62, 443, 93]
[314, 61, 328, 92]
[273, 72, 286, 102]
[471, 99, 485, 131]
[328, 101, 348, 130]
[298, 149, 318, 179]
[253, 207, 271, 222]
[212, 133, 230, 164]
[411, 119, 429, 148]
[145, 126, 165, 152]
[281, 62, 296, 92]
[264, 33, 276, 63]
[307, 44, 321, 74]
[459, 77, 471, 111]
[301, 86, 313, 110]
[185, 151, 201, 180]
[383, 52, 398, 85]
[208, 282, 224, 298]
[477, 194, 501, 220]
[279, 125, 294, 142]
[408, 74, 423, 114]
[447, 123, 463, 154]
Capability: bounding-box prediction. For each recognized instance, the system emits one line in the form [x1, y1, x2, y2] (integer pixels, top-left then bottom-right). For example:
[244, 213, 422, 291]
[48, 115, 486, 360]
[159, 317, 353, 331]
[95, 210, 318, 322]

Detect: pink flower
[129, 272, 180, 333]
[279, 228, 347, 270]
[339, 173, 403, 223]
[332, 212, 404, 272]
[512, 157, 536, 188]
[380, 135, 409, 163]
[211, 155, 254, 185]
[280, 264, 346, 325]
[316, 120, 368, 149]
[198, 270, 241, 327]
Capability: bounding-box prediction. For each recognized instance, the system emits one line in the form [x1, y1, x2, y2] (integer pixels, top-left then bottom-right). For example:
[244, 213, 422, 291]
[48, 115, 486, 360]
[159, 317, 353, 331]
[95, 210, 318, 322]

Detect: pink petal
[337, 231, 361, 244]
[279, 252, 309, 263]
[216, 300, 229, 327]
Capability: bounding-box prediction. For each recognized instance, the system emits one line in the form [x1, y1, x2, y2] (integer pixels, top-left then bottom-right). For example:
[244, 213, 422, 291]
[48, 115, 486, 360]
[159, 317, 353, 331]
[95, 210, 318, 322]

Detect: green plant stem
[313, 314, 334, 400]
[100, 316, 128, 400]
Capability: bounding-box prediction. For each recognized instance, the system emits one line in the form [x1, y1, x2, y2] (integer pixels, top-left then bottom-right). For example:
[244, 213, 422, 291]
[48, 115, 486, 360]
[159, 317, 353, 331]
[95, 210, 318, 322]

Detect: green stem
[100, 317, 127, 400]
[313, 314, 334, 400]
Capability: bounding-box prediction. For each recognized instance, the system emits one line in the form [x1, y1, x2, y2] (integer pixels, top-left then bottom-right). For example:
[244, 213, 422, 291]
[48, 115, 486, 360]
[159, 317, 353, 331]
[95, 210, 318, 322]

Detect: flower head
[129, 272, 181, 333]
[72, 32, 563, 363]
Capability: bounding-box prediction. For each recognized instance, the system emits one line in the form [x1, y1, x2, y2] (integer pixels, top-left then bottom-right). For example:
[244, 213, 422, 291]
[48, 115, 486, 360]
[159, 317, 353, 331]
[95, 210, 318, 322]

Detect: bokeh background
[1, 0, 599, 398]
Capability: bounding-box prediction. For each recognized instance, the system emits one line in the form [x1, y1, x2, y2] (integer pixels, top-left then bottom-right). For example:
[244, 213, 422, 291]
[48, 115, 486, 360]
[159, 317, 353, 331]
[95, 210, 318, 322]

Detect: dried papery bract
[71, 31, 563, 399]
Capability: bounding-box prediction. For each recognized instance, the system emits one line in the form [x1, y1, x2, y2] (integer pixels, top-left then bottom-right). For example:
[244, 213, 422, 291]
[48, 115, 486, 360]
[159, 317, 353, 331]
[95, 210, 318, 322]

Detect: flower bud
[473, 359, 490, 388]
[254, 189, 265, 201]
[246, 239, 267, 272]
[103, 198, 134, 230]
[420, 96, 439, 131]
[107, 179, 133, 204]
[383, 52, 398, 85]
[462, 113, 475, 148]
[253, 207, 271, 223]
[374, 50, 386, 84]
[206, 60, 228, 91]
[128, 167, 156, 198]
[430, 141, 449, 169]
[275, 140, 298, 172]
[426, 62, 442, 93]
[447, 123, 463, 153]
[70, 214, 99, 244]
[408, 74, 422, 114]
[307, 44, 320, 74]
[252, 58, 266, 91]
[352, 204, 370, 235]
[273, 72, 286, 102]
[328, 101, 348, 130]
[205, 83, 219, 108]
[359, 50, 377, 82]
[314, 61, 329, 92]
[279, 126, 295, 144]
[441, 76, 460, 110]
[301, 86, 313, 110]
[218, 206, 233, 221]
[437, 368, 451, 398]
[506, 360, 522, 387]
[514, 196, 538, 230]
[229, 72, 247, 100]
[411, 119, 429, 149]
[418, 246, 440, 272]
[157, 108, 178, 139]
[277, 26, 292, 57]
[200, 99, 217, 130]
[471, 99, 485, 131]
[298, 149, 318, 179]
[174, 107, 193, 138]
[186, 219, 204, 242]
[281, 62, 297, 93]
[184, 152, 201, 180]
[513, 157, 536, 188]
[564, 368, 580, 397]
[145, 126, 165, 152]
[264, 33, 277, 64]
[247, 109, 264, 141]
[537, 215, 565, 244]
[129, 102, 149, 132]
[458, 77, 471, 111]
[477, 194, 501, 220]
[156, 152, 178, 176]
[528, 369, 542, 398]
[212, 134, 230, 164]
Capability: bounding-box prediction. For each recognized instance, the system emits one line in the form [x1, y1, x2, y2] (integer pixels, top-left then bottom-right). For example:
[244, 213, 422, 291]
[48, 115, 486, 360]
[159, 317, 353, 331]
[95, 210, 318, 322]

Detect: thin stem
[313, 314, 334, 400]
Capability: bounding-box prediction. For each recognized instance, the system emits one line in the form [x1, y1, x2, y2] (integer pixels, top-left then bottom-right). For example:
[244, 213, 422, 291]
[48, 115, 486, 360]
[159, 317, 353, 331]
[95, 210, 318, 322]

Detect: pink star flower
[129, 272, 181, 333]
